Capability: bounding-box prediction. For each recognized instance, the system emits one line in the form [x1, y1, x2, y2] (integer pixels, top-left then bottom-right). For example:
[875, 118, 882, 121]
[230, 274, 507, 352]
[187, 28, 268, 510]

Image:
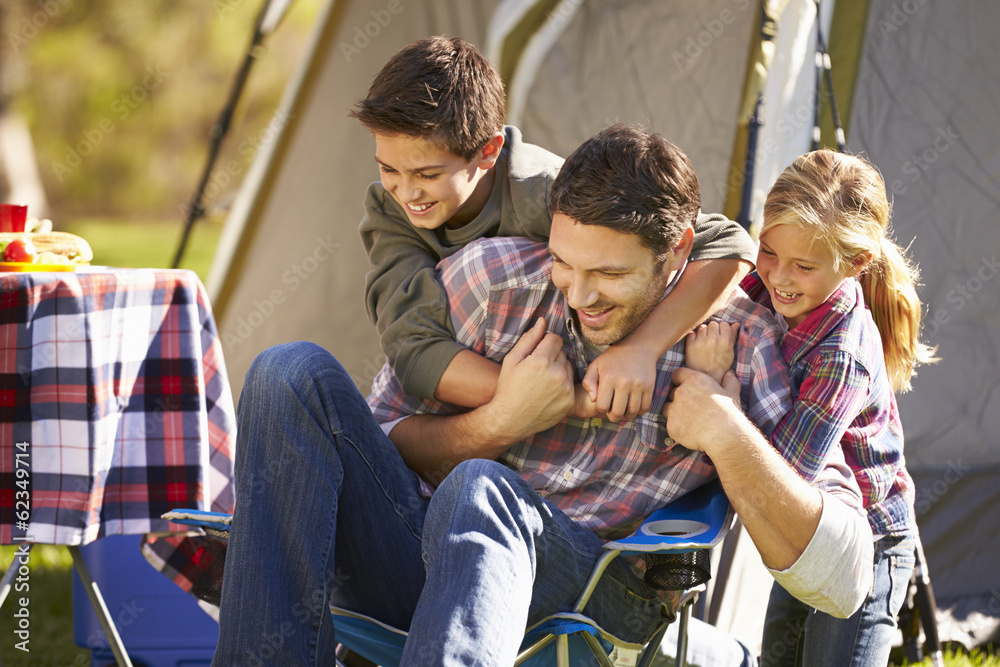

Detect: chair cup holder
[640, 519, 709, 538]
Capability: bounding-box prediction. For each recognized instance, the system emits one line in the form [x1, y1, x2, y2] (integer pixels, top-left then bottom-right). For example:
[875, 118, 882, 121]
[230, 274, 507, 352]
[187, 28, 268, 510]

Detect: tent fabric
[517, 0, 758, 216]
[846, 0, 1000, 646]
[209, 0, 1000, 653]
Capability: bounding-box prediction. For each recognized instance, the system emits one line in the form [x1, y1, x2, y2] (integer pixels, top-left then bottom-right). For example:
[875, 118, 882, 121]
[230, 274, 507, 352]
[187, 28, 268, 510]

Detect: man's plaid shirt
[369, 237, 792, 539]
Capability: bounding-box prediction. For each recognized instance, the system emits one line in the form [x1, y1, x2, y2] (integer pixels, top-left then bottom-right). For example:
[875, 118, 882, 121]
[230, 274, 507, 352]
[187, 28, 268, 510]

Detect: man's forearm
[388, 406, 520, 485]
[768, 492, 874, 617]
[706, 414, 823, 571]
[625, 259, 750, 357]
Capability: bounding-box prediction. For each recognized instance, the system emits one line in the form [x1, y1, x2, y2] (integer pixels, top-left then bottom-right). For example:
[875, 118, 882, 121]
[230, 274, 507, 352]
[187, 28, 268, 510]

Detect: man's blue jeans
[212, 342, 663, 666]
[759, 530, 917, 667]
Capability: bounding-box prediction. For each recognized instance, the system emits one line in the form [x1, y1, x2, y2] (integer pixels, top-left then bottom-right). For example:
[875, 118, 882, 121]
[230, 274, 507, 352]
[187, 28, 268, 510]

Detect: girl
[686, 149, 936, 667]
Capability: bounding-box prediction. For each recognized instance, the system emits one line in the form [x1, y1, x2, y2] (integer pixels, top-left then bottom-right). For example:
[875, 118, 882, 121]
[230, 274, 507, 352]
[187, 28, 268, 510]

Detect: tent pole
[171, 0, 276, 269]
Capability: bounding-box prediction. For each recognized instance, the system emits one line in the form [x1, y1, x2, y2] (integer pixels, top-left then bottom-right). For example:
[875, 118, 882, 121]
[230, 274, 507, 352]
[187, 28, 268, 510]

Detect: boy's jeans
[212, 342, 662, 667]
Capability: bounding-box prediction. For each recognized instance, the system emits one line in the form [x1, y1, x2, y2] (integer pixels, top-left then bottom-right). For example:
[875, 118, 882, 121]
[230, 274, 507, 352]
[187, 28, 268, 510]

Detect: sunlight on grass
[63, 216, 224, 284]
[0, 545, 91, 665]
[898, 646, 1000, 666]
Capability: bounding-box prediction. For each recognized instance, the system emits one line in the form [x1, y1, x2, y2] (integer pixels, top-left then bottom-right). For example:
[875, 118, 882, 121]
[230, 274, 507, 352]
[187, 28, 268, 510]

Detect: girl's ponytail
[861, 236, 937, 392]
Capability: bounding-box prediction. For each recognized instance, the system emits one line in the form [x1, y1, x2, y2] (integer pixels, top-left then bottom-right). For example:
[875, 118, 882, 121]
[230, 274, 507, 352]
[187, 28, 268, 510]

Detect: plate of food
[0, 230, 93, 273]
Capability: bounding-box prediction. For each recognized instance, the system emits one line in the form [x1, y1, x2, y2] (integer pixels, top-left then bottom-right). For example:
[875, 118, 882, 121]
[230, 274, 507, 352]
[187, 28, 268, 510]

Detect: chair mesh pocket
[644, 550, 711, 591]
[187, 534, 228, 607]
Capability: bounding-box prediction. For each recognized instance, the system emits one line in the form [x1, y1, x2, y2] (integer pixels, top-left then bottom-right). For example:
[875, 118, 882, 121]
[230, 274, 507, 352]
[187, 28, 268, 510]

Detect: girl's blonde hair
[761, 149, 937, 392]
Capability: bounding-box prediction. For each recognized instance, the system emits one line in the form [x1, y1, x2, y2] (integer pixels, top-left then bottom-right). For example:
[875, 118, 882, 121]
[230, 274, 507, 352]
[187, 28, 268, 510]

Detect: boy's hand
[570, 383, 604, 420]
[581, 341, 657, 422]
[684, 321, 740, 385]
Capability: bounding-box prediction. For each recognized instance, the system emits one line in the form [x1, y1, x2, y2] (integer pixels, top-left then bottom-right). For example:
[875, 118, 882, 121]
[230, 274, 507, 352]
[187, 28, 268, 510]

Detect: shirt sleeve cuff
[766, 494, 874, 618]
[398, 340, 466, 400]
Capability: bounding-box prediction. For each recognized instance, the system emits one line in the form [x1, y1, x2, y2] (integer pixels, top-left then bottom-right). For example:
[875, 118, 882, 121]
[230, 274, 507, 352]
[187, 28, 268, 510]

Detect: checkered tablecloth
[0, 266, 236, 590]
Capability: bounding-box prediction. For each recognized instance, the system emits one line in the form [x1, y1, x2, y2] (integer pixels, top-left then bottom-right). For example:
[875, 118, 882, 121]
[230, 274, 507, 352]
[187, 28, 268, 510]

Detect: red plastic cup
[0, 204, 27, 233]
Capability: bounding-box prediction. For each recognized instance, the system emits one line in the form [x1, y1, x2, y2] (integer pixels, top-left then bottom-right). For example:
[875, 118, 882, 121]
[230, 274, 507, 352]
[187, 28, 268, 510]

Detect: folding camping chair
[166, 478, 735, 667]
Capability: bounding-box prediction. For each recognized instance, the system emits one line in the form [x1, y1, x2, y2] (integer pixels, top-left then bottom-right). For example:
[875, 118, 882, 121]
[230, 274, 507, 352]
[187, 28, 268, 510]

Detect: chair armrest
[602, 479, 734, 554]
[162, 509, 233, 533]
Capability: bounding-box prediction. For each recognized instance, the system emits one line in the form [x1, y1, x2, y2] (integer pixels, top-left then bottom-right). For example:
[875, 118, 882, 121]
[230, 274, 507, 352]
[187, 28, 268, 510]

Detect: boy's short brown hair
[549, 123, 701, 262]
[351, 36, 506, 161]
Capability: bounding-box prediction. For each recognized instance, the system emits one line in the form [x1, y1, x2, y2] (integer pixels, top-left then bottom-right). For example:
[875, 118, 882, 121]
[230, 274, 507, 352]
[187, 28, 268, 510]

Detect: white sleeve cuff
[766, 494, 874, 618]
[379, 416, 408, 437]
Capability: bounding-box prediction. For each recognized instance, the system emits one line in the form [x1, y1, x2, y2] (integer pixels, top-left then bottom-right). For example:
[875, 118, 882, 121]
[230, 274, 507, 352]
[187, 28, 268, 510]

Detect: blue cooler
[72, 534, 218, 667]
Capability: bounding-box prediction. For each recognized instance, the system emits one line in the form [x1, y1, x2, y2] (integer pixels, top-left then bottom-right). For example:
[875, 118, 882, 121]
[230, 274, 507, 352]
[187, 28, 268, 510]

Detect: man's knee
[245, 342, 335, 388]
[428, 459, 538, 533]
[435, 459, 521, 500]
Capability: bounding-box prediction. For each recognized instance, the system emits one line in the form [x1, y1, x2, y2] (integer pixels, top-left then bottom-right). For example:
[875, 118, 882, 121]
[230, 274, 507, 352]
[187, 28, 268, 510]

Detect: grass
[62, 216, 225, 283]
[896, 646, 1000, 666]
[0, 544, 90, 666]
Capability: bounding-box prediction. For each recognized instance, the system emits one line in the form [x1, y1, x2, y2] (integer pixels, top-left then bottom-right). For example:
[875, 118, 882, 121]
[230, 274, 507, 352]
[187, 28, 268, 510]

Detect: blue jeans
[656, 617, 757, 667]
[759, 530, 917, 667]
[213, 342, 663, 666]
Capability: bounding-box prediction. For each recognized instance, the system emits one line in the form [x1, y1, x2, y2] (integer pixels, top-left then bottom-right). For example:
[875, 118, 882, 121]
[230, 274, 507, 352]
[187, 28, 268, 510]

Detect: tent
[204, 0, 1000, 653]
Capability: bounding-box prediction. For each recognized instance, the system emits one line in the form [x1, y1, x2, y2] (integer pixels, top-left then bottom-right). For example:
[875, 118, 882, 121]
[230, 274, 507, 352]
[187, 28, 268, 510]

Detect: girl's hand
[570, 383, 604, 420]
[582, 340, 657, 422]
[684, 321, 740, 385]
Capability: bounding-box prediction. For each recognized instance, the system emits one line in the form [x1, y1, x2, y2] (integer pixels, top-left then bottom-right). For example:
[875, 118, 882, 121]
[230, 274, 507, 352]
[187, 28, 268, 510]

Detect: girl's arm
[685, 321, 741, 384]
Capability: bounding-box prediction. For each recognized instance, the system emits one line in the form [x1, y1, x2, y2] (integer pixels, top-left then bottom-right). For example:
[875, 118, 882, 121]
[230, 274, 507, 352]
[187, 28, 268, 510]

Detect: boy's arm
[584, 257, 751, 420]
[434, 349, 500, 406]
[361, 188, 469, 400]
[435, 349, 602, 419]
[583, 213, 755, 421]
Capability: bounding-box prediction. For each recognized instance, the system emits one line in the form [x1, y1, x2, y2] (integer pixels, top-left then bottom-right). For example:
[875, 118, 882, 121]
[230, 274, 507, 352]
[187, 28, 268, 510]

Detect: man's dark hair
[350, 36, 506, 161]
[549, 124, 701, 260]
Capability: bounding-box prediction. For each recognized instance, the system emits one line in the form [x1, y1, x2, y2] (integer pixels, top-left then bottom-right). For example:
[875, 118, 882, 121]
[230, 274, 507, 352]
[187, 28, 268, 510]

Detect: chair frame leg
[69, 546, 135, 667]
[514, 633, 557, 665]
[637, 618, 671, 667]
[675, 602, 691, 667]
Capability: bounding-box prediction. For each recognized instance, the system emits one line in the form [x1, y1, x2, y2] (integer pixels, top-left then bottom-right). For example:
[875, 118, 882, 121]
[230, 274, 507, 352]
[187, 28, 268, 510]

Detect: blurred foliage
[0, 0, 322, 223]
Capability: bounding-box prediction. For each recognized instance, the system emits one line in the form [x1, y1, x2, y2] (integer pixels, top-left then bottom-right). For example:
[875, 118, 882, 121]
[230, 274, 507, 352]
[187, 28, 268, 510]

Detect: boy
[352, 36, 756, 422]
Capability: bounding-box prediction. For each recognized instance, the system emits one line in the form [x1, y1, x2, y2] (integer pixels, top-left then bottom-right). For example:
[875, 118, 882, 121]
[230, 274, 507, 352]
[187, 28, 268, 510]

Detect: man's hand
[581, 340, 657, 422]
[684, 321, 740, 384]
[486, 318, 575, 441]
[663, 366, 743, 453]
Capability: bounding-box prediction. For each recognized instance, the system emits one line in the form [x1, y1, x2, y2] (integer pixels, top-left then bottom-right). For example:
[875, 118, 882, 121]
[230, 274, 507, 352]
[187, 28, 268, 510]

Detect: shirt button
[563, 470, 574, 482]
[591, 418, 603, 428]
[664, 437, 675, 447]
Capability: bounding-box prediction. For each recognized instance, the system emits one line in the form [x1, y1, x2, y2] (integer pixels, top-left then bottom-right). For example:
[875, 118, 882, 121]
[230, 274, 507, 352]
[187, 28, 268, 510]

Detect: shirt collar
[780, 279, 860, 365]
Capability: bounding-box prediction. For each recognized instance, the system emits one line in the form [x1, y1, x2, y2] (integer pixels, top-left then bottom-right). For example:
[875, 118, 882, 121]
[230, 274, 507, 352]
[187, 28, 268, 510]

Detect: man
[213, 125, 871, 666]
